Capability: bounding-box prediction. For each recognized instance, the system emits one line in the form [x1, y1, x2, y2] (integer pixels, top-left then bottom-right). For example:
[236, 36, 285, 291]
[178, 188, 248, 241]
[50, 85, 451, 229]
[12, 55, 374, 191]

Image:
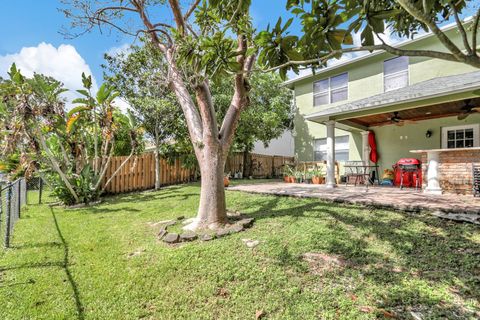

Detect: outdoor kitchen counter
[410, 148, 480, 195]
[410, 147, 480, 153]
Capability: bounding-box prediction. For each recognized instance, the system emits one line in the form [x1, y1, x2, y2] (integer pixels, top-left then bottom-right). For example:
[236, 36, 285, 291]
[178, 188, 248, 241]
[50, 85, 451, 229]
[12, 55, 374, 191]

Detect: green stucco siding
[293, 111, 362, 162]
[372, 114, 480, 172]
[292, 26, 480, 169]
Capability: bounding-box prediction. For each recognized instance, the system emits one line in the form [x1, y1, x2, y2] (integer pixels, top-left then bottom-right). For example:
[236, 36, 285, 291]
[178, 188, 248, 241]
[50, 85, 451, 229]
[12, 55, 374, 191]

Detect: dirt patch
[302, 252, 349, 275]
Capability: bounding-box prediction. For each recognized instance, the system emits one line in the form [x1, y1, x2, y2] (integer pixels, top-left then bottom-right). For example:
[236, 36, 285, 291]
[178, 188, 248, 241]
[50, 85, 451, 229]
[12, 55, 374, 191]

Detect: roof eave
[305, 83, 480, 122]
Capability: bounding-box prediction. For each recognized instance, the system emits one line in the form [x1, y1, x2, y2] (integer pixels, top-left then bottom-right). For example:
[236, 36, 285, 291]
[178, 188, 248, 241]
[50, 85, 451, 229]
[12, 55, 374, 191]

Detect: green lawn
[1, 182, 479, 319]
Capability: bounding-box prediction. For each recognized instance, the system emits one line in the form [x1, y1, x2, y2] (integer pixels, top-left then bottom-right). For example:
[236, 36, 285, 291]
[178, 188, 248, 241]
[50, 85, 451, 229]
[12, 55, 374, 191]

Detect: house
[285, 21, 480, 195]
[253, 130, 294, 157]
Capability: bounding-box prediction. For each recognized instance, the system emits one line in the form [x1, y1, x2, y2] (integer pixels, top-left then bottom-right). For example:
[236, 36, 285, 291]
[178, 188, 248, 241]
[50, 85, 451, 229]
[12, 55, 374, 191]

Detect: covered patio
[306, 71, 480, 196]
[229, 182, 480, 216]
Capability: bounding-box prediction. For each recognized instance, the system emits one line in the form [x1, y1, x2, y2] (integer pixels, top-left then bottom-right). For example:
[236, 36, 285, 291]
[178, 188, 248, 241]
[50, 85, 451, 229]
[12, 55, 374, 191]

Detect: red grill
[393, 158, 422, 189]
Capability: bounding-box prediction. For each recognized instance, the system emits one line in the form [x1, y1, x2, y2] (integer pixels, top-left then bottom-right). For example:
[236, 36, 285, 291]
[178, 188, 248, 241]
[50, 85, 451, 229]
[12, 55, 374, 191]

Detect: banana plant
[0, 64, 141, 205]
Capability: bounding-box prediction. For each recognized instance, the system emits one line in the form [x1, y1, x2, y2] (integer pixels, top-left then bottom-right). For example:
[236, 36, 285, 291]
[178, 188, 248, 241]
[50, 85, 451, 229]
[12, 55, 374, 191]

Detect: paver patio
[229, 182, 480, 215]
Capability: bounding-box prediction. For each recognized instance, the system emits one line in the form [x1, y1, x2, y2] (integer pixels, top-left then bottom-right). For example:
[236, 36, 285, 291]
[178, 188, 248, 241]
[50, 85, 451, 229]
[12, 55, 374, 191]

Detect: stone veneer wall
[421, 150, 480, 195]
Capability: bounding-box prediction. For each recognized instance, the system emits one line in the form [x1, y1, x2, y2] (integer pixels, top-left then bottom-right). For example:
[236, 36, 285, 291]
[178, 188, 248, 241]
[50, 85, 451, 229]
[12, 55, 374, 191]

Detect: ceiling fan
[387, 112, 416, 126]
[457, 99, 480, 120]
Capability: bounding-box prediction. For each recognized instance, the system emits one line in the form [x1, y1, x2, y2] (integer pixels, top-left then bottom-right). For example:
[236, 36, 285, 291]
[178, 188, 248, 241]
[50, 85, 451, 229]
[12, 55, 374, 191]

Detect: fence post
[17, 180, 21, 218]
[39, 178, 43, 205]
[4, 185, 12, 248]
[272, 156, 275, 178]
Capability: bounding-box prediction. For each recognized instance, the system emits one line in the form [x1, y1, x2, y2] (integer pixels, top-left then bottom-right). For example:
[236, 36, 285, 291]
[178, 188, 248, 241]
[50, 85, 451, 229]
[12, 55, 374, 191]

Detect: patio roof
[306, 70, 480, 122]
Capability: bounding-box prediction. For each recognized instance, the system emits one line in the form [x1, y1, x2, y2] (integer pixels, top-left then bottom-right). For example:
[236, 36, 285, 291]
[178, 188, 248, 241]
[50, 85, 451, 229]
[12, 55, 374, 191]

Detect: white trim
[441, 124, 480, 149]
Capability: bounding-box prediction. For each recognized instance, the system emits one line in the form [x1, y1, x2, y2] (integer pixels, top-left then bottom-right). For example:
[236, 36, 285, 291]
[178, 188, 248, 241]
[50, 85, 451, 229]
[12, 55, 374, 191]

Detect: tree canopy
[103, 42, 293, 160]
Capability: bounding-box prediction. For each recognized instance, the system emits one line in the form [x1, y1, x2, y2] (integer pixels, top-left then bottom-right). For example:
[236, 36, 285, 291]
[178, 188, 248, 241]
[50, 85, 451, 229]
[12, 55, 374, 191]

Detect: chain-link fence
[0, 178, 26, 248]
[0, 176, 51, 248]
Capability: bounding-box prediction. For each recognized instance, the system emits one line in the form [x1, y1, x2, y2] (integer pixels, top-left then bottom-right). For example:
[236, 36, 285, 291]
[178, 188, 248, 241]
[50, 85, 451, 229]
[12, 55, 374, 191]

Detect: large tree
[63, 0, 258, 230]
[104, 43, 293, 180]
[104, 43, 189, 190]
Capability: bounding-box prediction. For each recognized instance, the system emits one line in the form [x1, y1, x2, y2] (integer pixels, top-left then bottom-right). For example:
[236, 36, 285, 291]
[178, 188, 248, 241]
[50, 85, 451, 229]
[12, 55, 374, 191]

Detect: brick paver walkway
[228, 182, 480, 214]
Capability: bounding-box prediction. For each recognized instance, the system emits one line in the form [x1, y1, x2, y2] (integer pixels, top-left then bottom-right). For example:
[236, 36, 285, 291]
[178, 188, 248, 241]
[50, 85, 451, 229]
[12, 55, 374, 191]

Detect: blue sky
[0, 0, 474, 100]
[0, 0, 294, 88]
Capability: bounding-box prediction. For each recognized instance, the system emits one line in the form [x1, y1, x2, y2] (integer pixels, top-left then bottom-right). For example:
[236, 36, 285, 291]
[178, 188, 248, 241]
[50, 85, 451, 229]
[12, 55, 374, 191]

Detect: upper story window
[313, 73, 348, 107]
[442, 124, 479, 149]
[384, 56, 409, 92]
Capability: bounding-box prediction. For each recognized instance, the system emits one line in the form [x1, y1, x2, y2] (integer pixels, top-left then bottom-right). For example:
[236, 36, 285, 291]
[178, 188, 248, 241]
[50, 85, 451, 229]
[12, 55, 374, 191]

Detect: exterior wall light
[426, 130, 432, 138]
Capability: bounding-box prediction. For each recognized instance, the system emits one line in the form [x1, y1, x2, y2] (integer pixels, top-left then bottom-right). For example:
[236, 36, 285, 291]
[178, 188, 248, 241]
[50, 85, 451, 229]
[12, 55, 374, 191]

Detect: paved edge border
[227, 187, 480, 215]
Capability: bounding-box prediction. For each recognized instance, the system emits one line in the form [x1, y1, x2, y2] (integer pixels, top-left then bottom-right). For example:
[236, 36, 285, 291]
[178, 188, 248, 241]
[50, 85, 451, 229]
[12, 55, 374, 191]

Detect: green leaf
[361, 25, 374, 46]
[369, 17, 385, 34]
[81, 72, 92, 89]
[72, 98, 90, 105]
[67, 105, 92, 118]
[76, 89, 90, 97]
[96, 84, 109, 104]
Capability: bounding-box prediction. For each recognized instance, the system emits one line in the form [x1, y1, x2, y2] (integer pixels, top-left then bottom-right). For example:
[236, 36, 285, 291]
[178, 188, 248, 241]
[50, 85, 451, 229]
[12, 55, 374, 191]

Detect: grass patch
[0, 182, 479, 319]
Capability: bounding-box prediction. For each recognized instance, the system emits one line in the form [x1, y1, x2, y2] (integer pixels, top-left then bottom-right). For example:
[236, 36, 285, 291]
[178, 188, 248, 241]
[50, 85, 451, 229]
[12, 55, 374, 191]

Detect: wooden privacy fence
[225, 153, 295, 178]
[102, 152, 295, 194]
[102, 153, 194, 194]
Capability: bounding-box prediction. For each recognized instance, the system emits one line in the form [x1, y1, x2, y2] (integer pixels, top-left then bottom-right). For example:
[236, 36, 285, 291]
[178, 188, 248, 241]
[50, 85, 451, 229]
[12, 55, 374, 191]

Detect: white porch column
[424, 151, 443, 195]
[361, 131, 370, 164]
[325, 120, 337, 188]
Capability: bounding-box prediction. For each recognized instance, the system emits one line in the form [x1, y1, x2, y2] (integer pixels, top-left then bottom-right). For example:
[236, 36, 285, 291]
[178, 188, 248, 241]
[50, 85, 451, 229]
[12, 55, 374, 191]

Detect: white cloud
[0, 42, 98, 106]
[113, 97, 131, 113]
[105, 43, 132, 57]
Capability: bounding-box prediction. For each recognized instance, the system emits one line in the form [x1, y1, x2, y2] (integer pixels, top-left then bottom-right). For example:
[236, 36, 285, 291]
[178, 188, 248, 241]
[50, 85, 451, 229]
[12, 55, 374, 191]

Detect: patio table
[344, 164, 380, 187]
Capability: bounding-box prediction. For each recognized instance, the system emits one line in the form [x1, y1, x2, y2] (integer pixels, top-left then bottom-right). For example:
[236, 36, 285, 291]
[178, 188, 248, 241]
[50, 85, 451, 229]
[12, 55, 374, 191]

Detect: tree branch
[195, 82, 219, 142]
[260, 42, 477, 73]
[184, 0, 201, 21]
[396, 0, 465, 59]
[37, 131, 79, 203]
[473, 8, 480, 56]
[101, 150, 134, 193]
[96, 6, 138, 15]
[450, 1, 472, 54]
[219, 35, 252, 152]
[168, 0, 186, 34]
[131, 0, 168, 52]
[166, 50, 203, 143]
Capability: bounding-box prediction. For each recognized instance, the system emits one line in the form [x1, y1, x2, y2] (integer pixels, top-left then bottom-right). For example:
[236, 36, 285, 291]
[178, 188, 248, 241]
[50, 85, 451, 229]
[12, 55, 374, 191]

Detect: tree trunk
[184, 143, 228, 231]
[242, 150, 250, 178]
[154, 147, 161, 190]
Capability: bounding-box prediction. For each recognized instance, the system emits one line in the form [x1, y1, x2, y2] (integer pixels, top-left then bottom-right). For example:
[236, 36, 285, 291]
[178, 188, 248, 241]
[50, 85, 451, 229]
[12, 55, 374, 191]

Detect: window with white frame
[384, 56, 409, 92]
[313, 73, 348, 106]
[442, 124, 480, 149]
[314, 135, 350, 161]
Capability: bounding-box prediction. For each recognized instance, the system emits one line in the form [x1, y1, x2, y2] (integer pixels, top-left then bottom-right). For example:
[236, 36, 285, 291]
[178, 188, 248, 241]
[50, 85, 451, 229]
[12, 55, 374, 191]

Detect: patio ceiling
[346, 97, 480, 127]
